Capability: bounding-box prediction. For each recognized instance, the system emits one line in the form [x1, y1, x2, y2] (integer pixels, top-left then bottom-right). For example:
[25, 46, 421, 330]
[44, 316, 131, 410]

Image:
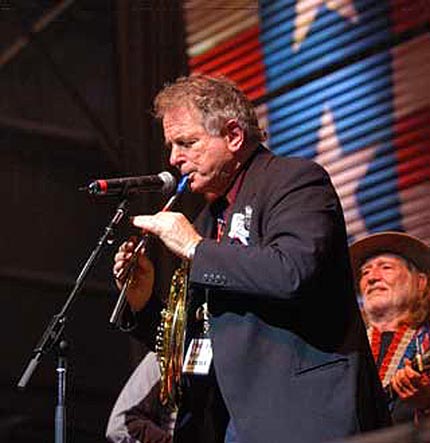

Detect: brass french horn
[156, 261, 189, 408]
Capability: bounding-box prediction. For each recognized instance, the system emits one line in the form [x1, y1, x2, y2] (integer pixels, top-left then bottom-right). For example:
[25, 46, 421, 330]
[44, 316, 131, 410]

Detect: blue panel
[266, 54, 395, 157]
[260, 0, 391, 90]
[258, 0, 403, 238]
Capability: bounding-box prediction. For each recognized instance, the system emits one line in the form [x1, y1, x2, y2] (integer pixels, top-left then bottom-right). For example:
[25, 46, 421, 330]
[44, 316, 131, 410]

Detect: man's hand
[391, 358, 430, 410]
[132, 212, 203, 260]
[113, 237, 155, 312]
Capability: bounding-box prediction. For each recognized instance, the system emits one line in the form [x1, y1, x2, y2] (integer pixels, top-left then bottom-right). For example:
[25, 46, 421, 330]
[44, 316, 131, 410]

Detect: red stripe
[394, 107, 430, 188]
[188, 25, 267, 100]
[190, 26, 262, 69]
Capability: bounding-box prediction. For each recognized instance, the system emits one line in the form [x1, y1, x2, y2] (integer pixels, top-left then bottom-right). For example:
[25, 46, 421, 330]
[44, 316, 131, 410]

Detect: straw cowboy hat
[349, 231, 430, 281]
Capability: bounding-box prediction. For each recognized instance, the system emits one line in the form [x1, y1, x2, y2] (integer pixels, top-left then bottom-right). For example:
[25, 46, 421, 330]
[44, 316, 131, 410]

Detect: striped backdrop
[183, 0, 430, 245]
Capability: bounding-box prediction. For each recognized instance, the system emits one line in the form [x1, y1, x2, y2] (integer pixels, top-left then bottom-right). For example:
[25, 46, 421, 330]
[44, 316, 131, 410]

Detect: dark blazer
[174, 147, 391, 443]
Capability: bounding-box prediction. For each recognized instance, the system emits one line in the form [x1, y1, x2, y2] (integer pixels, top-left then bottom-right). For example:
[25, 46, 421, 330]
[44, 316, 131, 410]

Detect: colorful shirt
[367, 322, 430, 421]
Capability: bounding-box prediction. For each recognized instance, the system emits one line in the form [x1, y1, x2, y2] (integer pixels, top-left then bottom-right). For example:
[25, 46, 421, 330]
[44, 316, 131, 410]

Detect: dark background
[0, 1, 197, 441]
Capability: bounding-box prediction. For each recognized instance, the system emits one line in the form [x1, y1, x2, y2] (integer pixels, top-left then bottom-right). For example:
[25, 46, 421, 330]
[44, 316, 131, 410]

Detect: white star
[293, 0, 359, 52]
[314, 105, 376, 241]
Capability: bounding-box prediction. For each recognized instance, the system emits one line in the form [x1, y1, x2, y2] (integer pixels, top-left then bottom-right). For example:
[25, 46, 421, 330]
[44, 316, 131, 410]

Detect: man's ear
[223, 119, 244, 152]
[417, 272, 428, 295]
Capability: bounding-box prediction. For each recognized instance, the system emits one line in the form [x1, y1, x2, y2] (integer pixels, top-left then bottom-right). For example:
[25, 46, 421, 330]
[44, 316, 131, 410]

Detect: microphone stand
[55, 339, 68, 443]
[16, 197, 129, 443]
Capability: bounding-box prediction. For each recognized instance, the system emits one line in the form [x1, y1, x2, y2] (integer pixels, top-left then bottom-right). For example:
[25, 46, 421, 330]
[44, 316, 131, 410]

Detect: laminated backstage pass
[183, 338, 213, 375]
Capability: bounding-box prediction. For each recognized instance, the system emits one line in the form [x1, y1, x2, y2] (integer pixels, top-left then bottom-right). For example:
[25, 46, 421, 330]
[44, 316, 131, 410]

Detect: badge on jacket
[228, 205, 252, 245]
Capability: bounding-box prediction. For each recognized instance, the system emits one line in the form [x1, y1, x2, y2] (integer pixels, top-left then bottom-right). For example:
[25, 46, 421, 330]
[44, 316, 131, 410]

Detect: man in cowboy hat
[350, 231, 430, 423]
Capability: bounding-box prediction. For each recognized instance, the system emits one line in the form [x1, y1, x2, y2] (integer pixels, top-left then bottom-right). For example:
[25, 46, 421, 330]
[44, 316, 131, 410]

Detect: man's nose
[367, 267, 382, 283]
[169, 145, 181, 166]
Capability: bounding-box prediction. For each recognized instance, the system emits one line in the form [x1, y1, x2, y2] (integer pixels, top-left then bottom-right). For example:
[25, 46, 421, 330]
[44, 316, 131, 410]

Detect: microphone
[83, 171, 177, 196]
